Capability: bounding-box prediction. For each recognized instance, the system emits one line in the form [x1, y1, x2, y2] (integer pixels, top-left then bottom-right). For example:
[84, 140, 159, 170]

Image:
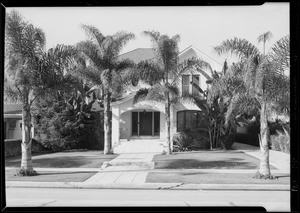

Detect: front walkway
[84, 139, 167, 184]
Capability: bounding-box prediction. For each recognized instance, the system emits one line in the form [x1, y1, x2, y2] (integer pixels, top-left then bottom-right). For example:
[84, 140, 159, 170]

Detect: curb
[5, 181, 290, 191]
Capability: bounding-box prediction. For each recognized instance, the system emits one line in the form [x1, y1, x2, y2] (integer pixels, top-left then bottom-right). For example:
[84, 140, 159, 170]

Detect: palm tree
[214, 34, 290, 177]
[5, 10, 76, 175]
[133, 31, 211, 154]
[258, 31, 273, 55]
[74, 25, 135, 154]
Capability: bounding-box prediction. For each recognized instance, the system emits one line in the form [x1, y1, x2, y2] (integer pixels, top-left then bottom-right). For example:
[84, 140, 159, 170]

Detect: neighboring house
[89, 46, 223, 150]
[4, 103, 23, 140]
[3, 103, 35, 140]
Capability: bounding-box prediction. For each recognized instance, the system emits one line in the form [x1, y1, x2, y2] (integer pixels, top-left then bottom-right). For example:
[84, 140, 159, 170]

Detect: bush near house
[270, 126, 290, 154]
[173, 127, 211, 152]
[5, 139, 47, 158]
[33, 101, 104, 152]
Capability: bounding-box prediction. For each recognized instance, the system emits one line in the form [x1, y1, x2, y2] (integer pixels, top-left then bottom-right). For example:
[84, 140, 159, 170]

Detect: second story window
[182, 74, 201, 95]
[192, 75, 200, 95]
[182, 75, 189, 95]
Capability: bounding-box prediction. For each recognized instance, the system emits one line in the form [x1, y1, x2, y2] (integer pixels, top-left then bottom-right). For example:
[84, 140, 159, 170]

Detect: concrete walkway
[84, 139, 167, 184]
[232, 142, 290, 173]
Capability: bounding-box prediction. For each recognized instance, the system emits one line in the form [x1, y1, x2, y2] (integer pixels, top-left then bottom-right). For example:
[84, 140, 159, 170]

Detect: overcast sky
[7, 3, 289, 65]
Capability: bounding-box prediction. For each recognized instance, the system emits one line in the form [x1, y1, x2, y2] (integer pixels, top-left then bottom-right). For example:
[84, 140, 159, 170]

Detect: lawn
[146, 172, 290, 185]
[5, 150, 118, 168]
[6, 170, 96, 182]
[152, 150, 276, 170]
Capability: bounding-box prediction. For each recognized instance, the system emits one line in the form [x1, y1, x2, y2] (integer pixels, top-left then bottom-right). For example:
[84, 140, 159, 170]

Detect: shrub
[172, 131, 193, 152]
[33, 101, 104, 152]
[190, 131, 211, 150]
[219, 134, 235, 150]
[270, 127, 290, 154]
[173, 127, 211, 151]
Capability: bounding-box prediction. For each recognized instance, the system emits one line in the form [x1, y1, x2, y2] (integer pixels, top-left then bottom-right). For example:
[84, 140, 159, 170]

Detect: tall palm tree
[74, 25, 135, 154]
[214, 34, 290, 177]
[133, 31, 211, 154]
[5, 10, 76, 175]
[258, 31, 273, 55]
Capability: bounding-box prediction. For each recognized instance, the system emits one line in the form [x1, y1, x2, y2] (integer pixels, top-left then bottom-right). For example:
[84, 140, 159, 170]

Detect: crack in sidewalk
[157, 183, 184, 190]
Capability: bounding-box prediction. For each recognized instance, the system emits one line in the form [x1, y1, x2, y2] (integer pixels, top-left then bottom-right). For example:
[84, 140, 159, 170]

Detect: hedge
[5, 139, 47, 158]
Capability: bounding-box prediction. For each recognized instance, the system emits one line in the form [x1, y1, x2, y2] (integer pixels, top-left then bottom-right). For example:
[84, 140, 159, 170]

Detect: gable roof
[4, 103, 22, 114]
[118, 48, 155, 64]
[118, 46, 223, 72]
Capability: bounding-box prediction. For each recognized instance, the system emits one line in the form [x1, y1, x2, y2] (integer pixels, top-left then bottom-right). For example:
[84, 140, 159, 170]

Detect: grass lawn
[146, 172, 290, 185]
[6, 169, 96, 182]
[5, 150, 118, 168]
[152, 150, 276, 170]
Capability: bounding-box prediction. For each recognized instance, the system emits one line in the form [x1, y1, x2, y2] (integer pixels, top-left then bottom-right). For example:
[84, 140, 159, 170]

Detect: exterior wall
[4, 118, 22, 140]
[119, 110, 166, 140]
[111, 96, 167, 147]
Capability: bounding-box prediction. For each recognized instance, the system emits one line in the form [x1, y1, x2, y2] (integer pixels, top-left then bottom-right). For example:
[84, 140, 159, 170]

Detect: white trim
[4, 114, 22, 119]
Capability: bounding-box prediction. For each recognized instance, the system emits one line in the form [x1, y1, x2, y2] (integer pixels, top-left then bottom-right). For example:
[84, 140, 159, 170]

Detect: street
[5, 187, 290, 211]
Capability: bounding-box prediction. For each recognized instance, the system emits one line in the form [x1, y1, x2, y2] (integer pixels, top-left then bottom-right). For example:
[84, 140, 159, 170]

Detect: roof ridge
[119, 48, 153, 57]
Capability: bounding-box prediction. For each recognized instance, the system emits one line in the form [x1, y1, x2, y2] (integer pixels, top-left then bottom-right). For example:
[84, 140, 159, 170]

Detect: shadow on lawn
[5, 155, 116, 168]
[154, 158, 259, 169]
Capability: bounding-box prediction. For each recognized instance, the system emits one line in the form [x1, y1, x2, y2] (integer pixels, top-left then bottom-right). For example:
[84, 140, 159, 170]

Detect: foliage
[172, 127, 211, 152]
[14, 169, 38, 176]
[75, 24, 135, 154]
[172, 131, 193, 152]
[253, 171, 278, 180]
[270, 127, 290, 154]
[33, 91, 104, 152]
[214, 33, 290, 176]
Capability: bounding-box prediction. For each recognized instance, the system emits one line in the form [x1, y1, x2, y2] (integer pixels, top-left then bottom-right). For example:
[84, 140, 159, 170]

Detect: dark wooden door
[139, 112, 152, 135]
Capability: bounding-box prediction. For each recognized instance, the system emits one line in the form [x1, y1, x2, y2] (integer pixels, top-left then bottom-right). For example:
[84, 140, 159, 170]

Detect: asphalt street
[5, 187, 290, 211]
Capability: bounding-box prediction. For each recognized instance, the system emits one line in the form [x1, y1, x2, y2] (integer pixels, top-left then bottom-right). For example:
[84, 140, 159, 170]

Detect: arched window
[177, 110, 202, 132]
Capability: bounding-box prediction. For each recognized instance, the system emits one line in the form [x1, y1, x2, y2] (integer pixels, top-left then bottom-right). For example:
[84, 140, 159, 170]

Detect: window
[177, 110, 202, 132]
[182, 75, 189, 95]
[192, 75, 200, 95]
[182, 75, 201, 95]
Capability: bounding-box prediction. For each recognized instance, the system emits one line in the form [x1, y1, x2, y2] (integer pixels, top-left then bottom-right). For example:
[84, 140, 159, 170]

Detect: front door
[139, 112, 153, 135]
[131, 111, 160, 136]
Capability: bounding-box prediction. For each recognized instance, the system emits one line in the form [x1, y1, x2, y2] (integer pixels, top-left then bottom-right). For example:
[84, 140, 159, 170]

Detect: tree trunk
[165, 97, 172, 155]
[103, 92, 113, 154]
[20, 102, 34, 174]
[259, 101, 271, 176]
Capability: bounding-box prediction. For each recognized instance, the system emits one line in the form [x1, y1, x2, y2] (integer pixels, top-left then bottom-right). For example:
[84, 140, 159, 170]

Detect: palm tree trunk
[208, 126, 213, 150]
[20, 101, 34, 174]
[259, 100, 271, 176]
[165, 97, 172, 155]
[103, 92, 112, 154]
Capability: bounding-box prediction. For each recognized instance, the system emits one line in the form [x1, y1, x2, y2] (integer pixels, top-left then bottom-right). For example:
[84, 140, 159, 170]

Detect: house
[90, 46, 223, 150]
[4, 103, 35, 140]
[4, 103, 23, 140]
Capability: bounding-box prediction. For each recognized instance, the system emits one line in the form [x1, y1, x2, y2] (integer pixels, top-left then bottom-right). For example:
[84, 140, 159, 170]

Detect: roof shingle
[4, 103, 23, 114]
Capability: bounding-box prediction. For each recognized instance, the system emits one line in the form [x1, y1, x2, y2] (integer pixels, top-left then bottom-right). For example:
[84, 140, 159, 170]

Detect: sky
[7, 3, 289, 66]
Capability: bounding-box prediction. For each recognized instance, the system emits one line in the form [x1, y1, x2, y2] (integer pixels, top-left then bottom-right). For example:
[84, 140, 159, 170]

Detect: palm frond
[133, 88, 149, 104]
[268, 35, 290, 73]
[137, 60, 164, 85]
[214, 37, 260, 60]
[76, 40, 106, 70]
[80, 24, 105, 50]
[257, 31, 273, 43]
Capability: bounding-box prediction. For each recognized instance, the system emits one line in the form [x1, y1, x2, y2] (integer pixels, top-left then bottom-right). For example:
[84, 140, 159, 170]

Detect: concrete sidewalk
[5, 181, 290, 191]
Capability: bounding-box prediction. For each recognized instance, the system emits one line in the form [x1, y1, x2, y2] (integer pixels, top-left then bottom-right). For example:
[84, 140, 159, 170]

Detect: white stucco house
[90, 46, 223, 150]
[4, 103, 23, 140]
